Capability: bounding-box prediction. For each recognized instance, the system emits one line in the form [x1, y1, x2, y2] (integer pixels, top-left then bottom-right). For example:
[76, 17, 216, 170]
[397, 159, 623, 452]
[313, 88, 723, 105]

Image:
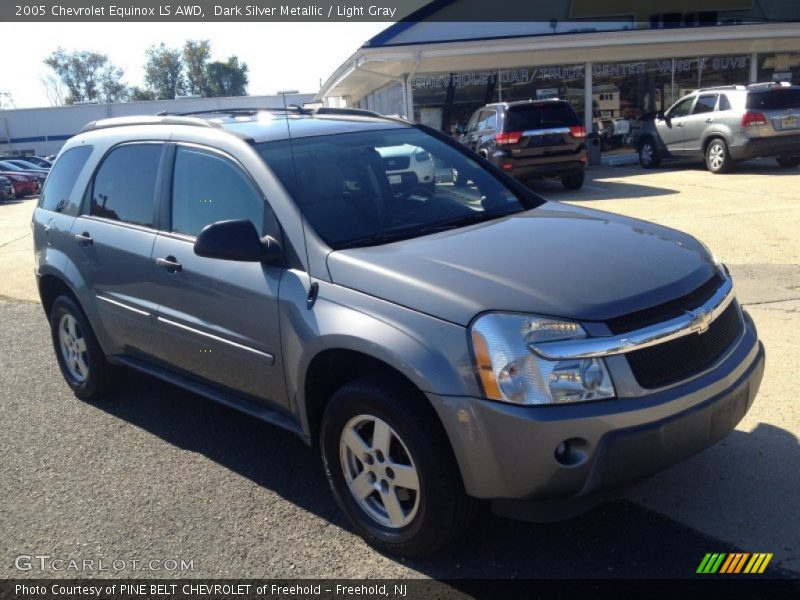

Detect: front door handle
[676, 122, 684, 127]
[74, 232, 93, 246]
[156, 256, 182, 273]
[705, 118, 714, 123]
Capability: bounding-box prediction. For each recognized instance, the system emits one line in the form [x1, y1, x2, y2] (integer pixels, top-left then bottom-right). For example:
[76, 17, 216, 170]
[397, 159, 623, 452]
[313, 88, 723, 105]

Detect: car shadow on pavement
[89, 369, 799, 579]
[522, 175, 679, 203]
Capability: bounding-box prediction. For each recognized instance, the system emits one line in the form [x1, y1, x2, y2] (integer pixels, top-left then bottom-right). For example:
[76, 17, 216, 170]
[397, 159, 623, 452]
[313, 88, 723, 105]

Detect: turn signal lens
[470, 329, 503, 400]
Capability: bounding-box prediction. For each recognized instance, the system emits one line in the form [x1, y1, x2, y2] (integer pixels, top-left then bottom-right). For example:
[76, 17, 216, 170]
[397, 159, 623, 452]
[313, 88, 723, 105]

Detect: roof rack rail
[313, 107, 380, 117]
[747, 81, 792, 89]
[79, 115, 219, 133]
[700, 85, 746, 91]
[163, 107, 312, 117]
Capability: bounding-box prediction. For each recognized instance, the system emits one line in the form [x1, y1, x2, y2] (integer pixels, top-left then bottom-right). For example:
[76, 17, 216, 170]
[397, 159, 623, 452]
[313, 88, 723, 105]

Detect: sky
[0, 21, 390, 108]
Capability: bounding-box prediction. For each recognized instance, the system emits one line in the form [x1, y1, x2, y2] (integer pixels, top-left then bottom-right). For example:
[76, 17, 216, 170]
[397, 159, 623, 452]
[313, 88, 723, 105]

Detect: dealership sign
[413, 56, 751, 89]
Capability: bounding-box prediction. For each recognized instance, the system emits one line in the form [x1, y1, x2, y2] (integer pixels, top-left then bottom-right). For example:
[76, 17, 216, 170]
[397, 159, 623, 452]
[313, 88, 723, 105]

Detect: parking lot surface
[1, 159, 798, 578]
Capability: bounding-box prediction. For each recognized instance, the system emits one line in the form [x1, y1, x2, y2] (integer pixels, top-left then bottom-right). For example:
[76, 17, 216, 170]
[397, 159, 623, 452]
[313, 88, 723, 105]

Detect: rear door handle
[676, 122, 684, 127]
[705, 118, 714, 123]
[74, 232, 93, 246]
[156, 256, 182, 273]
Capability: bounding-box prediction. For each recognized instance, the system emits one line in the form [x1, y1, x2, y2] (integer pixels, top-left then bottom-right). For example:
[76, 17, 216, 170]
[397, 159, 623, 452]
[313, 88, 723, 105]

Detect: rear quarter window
[38, 145, 93, 215]
[506, 102, 581, 131]
[746, 89, 800, 110]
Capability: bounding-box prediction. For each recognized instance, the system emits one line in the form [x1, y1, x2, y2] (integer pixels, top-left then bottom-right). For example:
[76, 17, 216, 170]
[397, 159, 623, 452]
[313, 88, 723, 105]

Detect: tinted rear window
[505, 103, 581, 131]
[39, 146, 93, 214]
[746, 89, 800, 110]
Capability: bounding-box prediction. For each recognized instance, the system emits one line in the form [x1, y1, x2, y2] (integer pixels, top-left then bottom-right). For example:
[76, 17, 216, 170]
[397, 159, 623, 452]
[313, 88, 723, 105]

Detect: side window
[485, 110, 497, 131]
[669, 96, 695, 118]
[171, 146, 268, 238]
[466, 111, 480, 133]
[39, 146, 93, 215]
[91, 144, 162, 227]
[476, 110, 492, 131]
[693, 94, 718, 114]
[719, 94, 732, 111]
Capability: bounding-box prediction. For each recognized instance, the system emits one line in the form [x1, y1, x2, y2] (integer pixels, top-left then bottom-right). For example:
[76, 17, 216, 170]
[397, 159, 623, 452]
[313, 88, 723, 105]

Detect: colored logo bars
[696, 552, 773, 574]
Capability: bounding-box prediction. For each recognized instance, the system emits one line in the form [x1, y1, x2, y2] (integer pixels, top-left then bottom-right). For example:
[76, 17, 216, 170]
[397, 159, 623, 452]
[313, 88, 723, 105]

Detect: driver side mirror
[194, 219, 283, 265]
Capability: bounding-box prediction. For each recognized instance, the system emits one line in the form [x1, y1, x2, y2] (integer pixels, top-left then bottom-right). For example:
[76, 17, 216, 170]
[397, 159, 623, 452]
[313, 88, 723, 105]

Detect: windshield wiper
[417, 210, 517, 235]
[334, 231, 415, 250]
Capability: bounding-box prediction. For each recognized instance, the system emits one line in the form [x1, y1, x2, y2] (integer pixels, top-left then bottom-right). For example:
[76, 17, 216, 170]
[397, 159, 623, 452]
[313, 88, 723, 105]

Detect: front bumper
[729, 133, 800, 160]
[428, 310, 764, 512]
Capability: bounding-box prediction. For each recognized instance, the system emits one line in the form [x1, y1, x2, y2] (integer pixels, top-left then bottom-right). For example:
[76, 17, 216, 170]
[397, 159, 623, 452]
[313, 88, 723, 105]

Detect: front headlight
[470, 313, 615, 405]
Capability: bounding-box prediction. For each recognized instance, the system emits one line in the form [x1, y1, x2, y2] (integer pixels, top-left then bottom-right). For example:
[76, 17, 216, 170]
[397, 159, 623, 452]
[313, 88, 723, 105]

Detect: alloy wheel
[641, 143, 653, 165]
[708, 143, 725, 170]
[58, 313, 89, 382]
[339, 414, 420, 528]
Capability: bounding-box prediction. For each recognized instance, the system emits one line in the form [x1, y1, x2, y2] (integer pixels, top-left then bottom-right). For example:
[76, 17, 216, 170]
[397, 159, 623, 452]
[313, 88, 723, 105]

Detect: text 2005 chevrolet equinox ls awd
[33, 108, 764, 556]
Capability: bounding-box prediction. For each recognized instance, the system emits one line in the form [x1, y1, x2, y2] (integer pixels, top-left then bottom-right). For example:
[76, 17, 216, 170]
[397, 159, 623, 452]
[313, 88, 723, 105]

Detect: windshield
[255, 127, 539, 249]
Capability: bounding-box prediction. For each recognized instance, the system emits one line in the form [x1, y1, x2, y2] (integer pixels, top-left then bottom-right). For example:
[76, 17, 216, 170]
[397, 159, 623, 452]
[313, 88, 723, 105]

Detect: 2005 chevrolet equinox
[33, 108, 765, 556]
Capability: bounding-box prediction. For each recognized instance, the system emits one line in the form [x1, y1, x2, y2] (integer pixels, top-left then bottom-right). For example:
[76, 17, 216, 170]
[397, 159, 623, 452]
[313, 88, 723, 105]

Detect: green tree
[144, 43, 185, 100]
[183, 40, 211, 96]
[206, 56, 249, 97]
[44, 48, 128, 104]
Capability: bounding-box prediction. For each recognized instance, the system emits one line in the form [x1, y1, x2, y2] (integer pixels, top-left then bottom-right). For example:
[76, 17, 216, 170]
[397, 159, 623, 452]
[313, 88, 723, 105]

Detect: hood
[326, 202, 718, 326]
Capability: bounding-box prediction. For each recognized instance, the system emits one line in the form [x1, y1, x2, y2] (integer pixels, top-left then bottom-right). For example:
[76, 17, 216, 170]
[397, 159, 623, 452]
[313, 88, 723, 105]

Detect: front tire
[49, 295, 123, 400]
[321, 374, 476, 556]
[705, 138, 731, 173]
[639, 139, 661, 168]
[776, 156, 800, 168]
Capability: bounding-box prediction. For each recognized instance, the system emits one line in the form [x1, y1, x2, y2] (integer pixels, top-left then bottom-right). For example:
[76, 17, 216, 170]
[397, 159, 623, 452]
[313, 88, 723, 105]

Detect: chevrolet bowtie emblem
[688, 308, 713, 334]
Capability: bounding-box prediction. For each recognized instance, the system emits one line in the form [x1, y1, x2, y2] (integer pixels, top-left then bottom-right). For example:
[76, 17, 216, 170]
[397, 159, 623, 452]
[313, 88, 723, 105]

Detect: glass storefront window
[410, 53, 757, 146]
[757, 52, 800, 85]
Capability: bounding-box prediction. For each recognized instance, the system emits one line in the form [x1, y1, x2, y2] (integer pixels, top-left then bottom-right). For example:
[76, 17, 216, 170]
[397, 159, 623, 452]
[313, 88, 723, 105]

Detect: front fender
[278, 270, 480, 438]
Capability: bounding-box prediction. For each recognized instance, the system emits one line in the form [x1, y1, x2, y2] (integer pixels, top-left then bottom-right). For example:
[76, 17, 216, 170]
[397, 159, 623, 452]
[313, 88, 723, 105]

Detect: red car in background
[0, 170, 39, 197]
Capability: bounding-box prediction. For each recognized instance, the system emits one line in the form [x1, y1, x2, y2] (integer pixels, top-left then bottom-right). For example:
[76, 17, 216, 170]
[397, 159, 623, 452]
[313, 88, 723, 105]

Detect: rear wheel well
[304, 349, 427, 445]
[704, 135, 727, 153]
[39, 275, 77, 317]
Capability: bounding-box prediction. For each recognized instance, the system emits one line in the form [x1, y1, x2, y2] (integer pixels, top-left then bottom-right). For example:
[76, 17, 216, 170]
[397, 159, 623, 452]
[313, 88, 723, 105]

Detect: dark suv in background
[637, 82, 800, 172]
[458, 99, 587, 190]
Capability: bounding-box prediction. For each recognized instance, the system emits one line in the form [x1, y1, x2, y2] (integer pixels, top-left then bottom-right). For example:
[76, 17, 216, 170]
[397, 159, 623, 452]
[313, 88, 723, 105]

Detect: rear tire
[561, 171, 585, 190]
[705, 138, 731, 173]
[49, 295, 123, 400]
[321, 374, 476, 556]
[639, 139, 661, 168]
[776, 156, 800, 168]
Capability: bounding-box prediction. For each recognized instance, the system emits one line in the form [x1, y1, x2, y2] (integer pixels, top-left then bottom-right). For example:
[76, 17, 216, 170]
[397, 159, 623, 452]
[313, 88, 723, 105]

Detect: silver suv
[638, 82, 800, 172]
[33, 108, 764, 556]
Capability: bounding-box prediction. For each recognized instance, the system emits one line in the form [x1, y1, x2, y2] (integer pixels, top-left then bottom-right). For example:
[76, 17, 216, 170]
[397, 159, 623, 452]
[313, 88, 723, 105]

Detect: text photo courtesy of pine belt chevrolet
[33, 107, 764, 556]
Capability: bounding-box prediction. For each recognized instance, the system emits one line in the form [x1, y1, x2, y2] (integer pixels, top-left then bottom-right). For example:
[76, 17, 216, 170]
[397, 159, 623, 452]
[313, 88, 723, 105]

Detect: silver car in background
[638, 82, 800, 172]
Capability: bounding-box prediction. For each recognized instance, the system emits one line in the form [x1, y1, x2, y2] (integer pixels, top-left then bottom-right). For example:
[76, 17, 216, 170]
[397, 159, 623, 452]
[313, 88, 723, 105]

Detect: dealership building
[320, 0, 800, 135]
[0, 93, 315, 157]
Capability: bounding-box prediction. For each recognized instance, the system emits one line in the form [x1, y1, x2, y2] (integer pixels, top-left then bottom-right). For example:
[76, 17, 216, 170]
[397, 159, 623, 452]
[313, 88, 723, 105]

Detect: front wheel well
[303, 349, 427, 445]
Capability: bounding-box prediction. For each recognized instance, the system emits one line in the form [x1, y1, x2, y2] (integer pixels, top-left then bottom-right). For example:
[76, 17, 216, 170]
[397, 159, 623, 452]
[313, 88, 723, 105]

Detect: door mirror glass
[194, 219, 282, 264]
